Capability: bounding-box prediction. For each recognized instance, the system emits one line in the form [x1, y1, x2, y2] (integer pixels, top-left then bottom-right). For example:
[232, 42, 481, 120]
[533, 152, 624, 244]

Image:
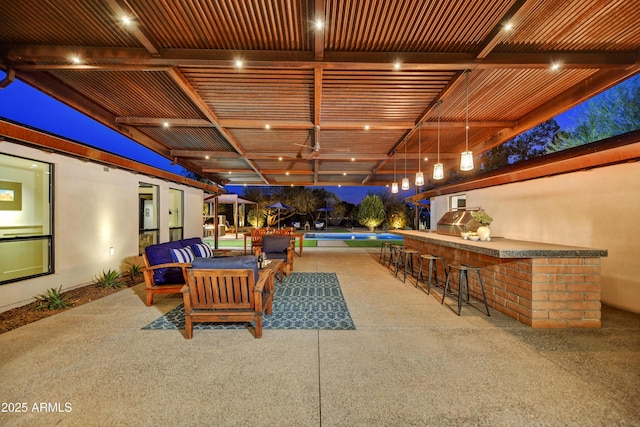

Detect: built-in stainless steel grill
[436, 210, 479, 236]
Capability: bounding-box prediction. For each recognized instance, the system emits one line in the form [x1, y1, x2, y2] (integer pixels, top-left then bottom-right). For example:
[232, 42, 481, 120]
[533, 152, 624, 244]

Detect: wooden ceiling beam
[6, 46, 635, 71]
[476, 65, 640, 154]
[0, 119, 222, 193]
[116, 117, 212, 127]
[165, 67, 269, 184]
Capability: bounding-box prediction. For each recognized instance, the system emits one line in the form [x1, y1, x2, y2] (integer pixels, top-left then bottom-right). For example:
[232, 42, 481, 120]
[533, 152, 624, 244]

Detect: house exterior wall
[431, 161, 640, 313]
[0, 141, 204, 312]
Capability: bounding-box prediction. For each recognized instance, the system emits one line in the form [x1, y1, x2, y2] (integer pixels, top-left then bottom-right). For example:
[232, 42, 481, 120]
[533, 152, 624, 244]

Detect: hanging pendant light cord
[465, 71, 469, 151]
[418, 124, 421, 173]
[437, 102, 441, 163]
[404, 139, 407, 177]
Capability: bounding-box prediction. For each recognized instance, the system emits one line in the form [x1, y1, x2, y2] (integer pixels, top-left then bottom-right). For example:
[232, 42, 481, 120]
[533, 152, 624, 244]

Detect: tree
[357, 195, 385, 231]
[548, 75, 640, 152]
[480, 119, 560, 171]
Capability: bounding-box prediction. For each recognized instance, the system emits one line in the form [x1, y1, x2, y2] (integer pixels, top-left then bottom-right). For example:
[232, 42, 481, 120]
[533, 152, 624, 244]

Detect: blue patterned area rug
[142, 272, 355, 331]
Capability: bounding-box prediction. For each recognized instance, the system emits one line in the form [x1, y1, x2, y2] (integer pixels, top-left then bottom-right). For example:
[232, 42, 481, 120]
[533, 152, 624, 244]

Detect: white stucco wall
[0, 142, 204, 312]
[431, 161, 640, 313]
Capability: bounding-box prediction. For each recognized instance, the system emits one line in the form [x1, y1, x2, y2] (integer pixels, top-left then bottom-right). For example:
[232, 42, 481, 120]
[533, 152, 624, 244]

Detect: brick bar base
[404, 239, 601, 328]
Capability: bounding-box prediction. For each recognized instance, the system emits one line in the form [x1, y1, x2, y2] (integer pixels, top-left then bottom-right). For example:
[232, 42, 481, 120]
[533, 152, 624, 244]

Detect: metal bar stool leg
[475, 269, 491, 316]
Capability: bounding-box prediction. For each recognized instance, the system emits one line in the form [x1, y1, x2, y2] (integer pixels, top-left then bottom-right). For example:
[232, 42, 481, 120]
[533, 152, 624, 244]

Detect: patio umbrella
[317, 206, 334, 228]
[266, 201, 292, 229]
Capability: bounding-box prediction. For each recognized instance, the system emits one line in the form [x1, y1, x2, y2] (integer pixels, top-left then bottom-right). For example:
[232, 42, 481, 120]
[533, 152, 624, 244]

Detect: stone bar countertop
[391, 230, 608, 259]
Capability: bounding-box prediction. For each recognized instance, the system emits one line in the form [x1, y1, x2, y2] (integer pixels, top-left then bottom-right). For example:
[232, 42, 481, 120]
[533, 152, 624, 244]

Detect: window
[139, 183, 159, 255]
[0, 153, 53, 284]
[449, 194, 466, 210]
[168, 188, 183, 242]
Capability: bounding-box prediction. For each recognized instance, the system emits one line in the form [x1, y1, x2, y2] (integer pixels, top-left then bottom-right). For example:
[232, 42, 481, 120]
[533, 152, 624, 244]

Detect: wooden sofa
[141, 237, 230, 306]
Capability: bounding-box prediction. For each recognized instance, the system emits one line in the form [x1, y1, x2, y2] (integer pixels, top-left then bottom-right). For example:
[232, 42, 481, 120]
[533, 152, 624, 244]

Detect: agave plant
[35, 286, 74, 310]
[127, 263, 143, 280]
[94, 269, 124, 289]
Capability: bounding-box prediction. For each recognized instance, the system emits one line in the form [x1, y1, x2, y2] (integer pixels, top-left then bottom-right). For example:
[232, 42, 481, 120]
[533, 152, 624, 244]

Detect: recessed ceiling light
[265, 124, 270, 130]
[394, 62, 401, 71]
[228, 171, 232, 174]
[504, 22, 513, 31]
[162, 122, 169, 128]
[234, 59, 243, 68]
[121, 16, 133, 26]
[343, 172, 347, 176]
[338, 184, 342, 187]
[424, 157, 428, 161]
[278, 156, 283, 161]
[551, 62, 561, 71]
[70, 55, 81, 64]
[351, 158, 355, 161]
[364, 125, 370, 130]
[286, 172, 290, 176]
[205, 155, 210, 160]
[315, 19, 324, 30]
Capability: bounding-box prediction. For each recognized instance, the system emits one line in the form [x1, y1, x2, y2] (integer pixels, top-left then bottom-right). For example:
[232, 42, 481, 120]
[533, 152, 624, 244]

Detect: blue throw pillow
[170, 247, 194, 263]
[145, 241, 184, 284]
[192, 243, 214, 258]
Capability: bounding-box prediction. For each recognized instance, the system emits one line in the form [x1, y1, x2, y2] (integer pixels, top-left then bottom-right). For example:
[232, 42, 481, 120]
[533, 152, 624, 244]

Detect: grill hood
[436, 210, 480, 236]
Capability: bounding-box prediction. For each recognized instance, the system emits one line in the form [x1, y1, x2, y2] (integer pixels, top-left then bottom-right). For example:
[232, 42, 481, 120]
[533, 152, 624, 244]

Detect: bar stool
[388, 244, 403, 269]
[395, 248, 419, 283]
[441, 264, 490, 316]
[417, 254, 448, 294]
[379, 241, 393, 265]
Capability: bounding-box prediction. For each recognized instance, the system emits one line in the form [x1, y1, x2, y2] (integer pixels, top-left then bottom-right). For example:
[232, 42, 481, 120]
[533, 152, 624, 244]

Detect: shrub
[127, 263, 143, 280]
[35, 286, 74, 310]
[94, 269, 124, 289]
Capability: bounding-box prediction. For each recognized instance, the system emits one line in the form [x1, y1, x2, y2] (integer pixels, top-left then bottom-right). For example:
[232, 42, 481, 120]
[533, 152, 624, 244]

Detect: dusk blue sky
[0, 70, 617, 204]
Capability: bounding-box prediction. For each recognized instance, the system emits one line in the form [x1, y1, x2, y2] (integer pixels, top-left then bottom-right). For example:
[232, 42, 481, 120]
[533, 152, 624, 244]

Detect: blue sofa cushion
[191, 255, 259, 281]
[262, 235, 291, 254]
[145, 241, 184, 285]
[180, 237, 202, 248]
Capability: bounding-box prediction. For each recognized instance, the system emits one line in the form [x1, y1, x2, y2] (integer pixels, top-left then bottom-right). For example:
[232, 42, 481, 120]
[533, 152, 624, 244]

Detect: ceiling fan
[293, 126, 350, 157]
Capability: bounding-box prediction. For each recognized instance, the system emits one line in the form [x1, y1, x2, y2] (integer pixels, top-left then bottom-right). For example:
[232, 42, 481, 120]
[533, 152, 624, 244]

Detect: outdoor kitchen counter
[390, 230, 608, 258]
[391, 230, 607, 329]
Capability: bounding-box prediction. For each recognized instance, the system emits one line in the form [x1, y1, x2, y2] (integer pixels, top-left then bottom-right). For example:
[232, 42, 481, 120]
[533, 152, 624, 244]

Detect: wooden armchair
[261, 235, 295, 279]
[250, 228, 268, 254]
[142, 253, 191, 307]
[181, 268, 273, 339]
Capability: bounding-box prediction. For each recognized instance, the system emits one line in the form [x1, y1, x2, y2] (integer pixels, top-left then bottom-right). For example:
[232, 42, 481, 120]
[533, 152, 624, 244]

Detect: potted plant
[471, 209, 493, 241]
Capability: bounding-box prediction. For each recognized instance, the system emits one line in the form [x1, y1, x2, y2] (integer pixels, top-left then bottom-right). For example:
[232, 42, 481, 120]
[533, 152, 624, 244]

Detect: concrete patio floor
[1, 247, 638, 426]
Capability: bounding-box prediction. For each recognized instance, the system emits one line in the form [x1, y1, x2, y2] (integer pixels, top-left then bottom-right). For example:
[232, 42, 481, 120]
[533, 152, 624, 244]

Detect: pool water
[304, 232, 402, 241]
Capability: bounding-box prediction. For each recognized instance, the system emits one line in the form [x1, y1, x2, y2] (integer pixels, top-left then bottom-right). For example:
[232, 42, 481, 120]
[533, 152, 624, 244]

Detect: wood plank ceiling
[1, 0, 639, 189]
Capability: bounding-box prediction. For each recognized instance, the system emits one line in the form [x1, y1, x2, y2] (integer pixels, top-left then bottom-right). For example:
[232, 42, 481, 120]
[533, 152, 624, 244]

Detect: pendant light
[391, 149, 399, 193]
[460, 70, 474, 171]
[401, 138, 410, 190]
[433, 100, 444, 180]
[414, 122, 424, 186]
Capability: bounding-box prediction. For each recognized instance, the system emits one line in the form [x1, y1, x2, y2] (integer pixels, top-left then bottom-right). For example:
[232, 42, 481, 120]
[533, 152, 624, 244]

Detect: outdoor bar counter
[391, 230, 608, 328]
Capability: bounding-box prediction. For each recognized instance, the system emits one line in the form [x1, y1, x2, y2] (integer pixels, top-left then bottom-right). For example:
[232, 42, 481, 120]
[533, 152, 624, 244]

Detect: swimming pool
[304, 232, 402, 241]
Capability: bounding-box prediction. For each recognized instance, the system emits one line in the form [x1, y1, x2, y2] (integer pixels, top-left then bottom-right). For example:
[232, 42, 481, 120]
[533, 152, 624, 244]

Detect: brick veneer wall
[404, 239, 602, 328]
